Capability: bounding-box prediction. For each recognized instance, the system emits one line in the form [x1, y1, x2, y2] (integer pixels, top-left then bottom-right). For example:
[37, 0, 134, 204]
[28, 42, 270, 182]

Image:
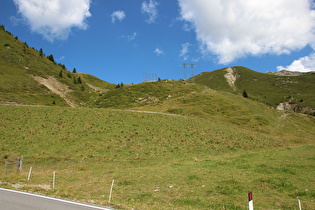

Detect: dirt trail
[124, 110, 184, 117]
[32, 76, 77, 107]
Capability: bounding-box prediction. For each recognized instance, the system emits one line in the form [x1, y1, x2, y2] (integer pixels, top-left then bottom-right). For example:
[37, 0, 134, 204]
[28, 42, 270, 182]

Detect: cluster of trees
[38, 47, 83, 88]
[116, 82, 124, 88]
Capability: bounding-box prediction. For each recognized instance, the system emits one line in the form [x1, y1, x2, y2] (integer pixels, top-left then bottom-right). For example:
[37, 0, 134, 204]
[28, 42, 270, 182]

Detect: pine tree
[77, 77, 82, 84]
[39, 48, 44, 56]
[47, 54, 55, 63]
[73, 68, 77, 73]
[242, 90, 248, 98]
[59, 70, 63, 77]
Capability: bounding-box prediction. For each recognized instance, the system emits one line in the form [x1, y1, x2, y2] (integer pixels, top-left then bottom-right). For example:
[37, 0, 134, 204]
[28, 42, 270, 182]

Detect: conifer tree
[242, 90, 248, 98]
[39, 48, 44, 56]
[77, 77, 82, 84]
[67, 72, 72, 78]
[47, 54, 55, 63]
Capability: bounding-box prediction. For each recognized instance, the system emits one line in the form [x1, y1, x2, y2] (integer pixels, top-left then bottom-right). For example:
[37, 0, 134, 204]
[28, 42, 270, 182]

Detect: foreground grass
[0, 105, 314, 209]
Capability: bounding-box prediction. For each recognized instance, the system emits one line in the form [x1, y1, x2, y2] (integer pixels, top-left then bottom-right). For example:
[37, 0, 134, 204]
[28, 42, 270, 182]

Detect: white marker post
[52, 171, 56, 190]
[27, 166, 32, 181]
[298, 199, 302, 210]
[248, 191, 253, 210]
[108, 179, 115, 203]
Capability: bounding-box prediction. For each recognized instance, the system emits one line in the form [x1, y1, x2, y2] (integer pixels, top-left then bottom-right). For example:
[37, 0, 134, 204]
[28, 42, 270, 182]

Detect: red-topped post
[248, 191, 253, 210]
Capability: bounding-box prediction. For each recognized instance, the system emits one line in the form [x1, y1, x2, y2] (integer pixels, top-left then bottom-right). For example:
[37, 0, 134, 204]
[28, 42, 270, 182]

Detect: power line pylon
[180, 63, 189, 81]
[181, 63, 196, 83]
[189, 64, 196, 83]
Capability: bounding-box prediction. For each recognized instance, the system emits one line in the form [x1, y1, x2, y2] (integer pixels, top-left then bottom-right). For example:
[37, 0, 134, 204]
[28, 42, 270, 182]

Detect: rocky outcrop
[277, 102, 315, 115]
[32, 75, 77, 107]
[224, 67, 239, 91]
[266, 70, 315, 76]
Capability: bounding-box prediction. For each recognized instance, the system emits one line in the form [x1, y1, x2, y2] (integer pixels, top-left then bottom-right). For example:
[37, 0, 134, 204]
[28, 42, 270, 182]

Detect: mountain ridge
[0, 25, 314, 116]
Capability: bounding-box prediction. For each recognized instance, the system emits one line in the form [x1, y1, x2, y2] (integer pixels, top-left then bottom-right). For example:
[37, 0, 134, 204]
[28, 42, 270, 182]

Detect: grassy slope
[0, 27, 114, 107]
[192, 66, 315, 111]
[1, 26, 315, 209]
[95, 80, 206, 109]
[0, 105, 314, 209]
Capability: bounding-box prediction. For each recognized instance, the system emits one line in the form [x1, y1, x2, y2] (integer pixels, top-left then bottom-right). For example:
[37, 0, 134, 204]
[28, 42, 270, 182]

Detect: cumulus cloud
[141, 0, 159, 24]
[154, 48, 164, 56]
[178, 0, 315, 64]
[111, 10, 126, 23]
[13, 0, 91, 41]
[277, 53, 315, 72]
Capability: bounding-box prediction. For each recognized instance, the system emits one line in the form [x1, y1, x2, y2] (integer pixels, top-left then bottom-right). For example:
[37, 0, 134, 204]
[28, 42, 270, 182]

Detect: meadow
[1, 105, 314, 209]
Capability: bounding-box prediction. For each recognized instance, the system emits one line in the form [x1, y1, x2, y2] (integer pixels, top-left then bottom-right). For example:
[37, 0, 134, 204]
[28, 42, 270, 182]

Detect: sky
[0, 0, 315, 84]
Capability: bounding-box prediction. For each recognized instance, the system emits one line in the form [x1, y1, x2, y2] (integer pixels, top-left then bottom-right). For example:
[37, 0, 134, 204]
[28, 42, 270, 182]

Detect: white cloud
[121, 32, 137, 41]
[111, 10, 126, 23]
[277, 53, 315, 72]
[154, 48, 164, 56]
[127, 32, 137, 41]
[13, 0, 91, 42]
[178, 0, 315, 64]
[179, 42, 191, 60]
[141, 0, 159, 24]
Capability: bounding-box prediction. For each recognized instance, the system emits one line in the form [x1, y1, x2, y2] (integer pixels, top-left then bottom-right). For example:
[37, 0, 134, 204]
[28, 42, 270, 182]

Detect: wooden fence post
[3, 157, 23, 173]
[4, 160, 8, 174]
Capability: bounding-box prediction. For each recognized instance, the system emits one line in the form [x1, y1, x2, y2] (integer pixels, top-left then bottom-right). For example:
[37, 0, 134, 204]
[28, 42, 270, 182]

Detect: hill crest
[0, 25, 314, 116]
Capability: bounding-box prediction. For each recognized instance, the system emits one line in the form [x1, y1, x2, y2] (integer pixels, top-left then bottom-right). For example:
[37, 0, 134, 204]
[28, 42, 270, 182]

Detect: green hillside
[1, 105, 314, 209]
[1, 26, 315, 209]
[0, 25, 114, 107]
[191, 66, 315, 115]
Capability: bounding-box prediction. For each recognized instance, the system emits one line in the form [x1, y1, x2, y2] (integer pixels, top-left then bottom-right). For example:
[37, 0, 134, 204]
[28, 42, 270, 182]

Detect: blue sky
[1, 0, 314, 84]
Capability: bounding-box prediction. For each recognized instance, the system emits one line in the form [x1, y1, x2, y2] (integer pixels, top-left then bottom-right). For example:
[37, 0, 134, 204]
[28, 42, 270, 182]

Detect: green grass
[0, 27, 114, 107]
[192, 66, 315, 114]
[1, 24, 315, 209]
[95, 80, 206, 109]
[1, 105, 314, 209]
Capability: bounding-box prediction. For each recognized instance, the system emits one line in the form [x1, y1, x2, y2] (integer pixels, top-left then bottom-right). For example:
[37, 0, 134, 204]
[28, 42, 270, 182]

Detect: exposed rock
[266, 70, 315, 76]
[224, 67, 239, 91]
[277, 102, 315, 115]
[32, 75, 77, 107]
[87, 83, 102, 91]
[135, 97, 159, 104]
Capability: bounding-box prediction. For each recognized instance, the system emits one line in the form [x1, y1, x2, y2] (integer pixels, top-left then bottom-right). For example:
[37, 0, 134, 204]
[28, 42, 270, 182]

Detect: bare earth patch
[224, 67, 239, 91]
[32, 76, 77, 107]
